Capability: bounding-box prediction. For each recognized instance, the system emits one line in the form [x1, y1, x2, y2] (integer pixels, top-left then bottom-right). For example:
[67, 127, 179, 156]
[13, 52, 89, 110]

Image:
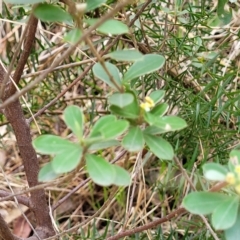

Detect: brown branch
[0, 62, 55, 240]
[0, 190, 30, 207]
[0, 9, 49, 238]
[0, 26, 27, 99]
[106, 207, 186, 240]
[3, 92, 56, 239]
[9, 14, 38, 95]
[0, 13, 38, 99]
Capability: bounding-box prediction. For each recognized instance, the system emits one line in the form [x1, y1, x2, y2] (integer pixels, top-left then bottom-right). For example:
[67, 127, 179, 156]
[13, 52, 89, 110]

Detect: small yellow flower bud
[225, 172, 236, 185]
[144, 96, 155, 108]
[140, 103, 150, 112]
[140, 97, 155, 112]
[197, 57, 205, 63]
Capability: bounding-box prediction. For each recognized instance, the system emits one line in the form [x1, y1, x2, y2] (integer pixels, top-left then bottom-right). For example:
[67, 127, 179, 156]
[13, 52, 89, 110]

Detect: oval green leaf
[52, 145, 82, 173]
[90, 115, 117, 138]
[111, 105, 140, 119]
[212, 196, 239, 230]
[122, 126, 145, 152]
[150, 103, 169, 117]
[123, 54, 165, 82]
[107, 49, 143, 62]
[93, 62, 122, 90]
[98, 20, 129, 34]
[113, 165, 131, 186]
[225, 210, 240, 240]
[86, 19, 129, 35]
[89, 140, 120, 151]
[86, 0, 106, 12]
[102, 120, 129, 139]
[86, 154, 116, 186]
[143, 112, 157, 125]
[108, 93, 134, 108]
[90, 115, 129, 139]
[153, 116, 187, 132]
[203, 162, 228, 181]
[144, 134, 174, 160]
[38, 162, 60, 182]
[64, 29, 82, 44]
[33, 3, 72, 24]
[143, 126, 166, 135]
[63, 105, 84, 140]
[109, 92, 140, 119]
[149, 90, 165, 104]
[183, 192, 230, 215]
[33, 135, 75, 155]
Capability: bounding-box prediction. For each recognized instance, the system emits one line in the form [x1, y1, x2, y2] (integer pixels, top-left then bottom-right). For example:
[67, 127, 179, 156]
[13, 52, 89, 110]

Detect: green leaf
[143, 112, 157, 125]
[86, 154, 116, 186]
[219, 11, 232, 25]
[212, 196, 239, 230]
[153, 116, 187, 132]
[90, 115, 129, 139]
[108, 93, 134, 108]
[225, 210, 240, 240]
[149, 90, 165, 104]
[143, 126, 166, 135]
[86, 19, 129, 35]
[88, 140, 120, 151]
[230, 149, 240, 165]
[123, 54, 165, 82]
[38, 162, 60, 182]
[63, 105, 84, 140]
[183, 192, 230, 215]
[90, 115, 116, 137]
[52, 144, 82, 173]
[203, 163, 228, 181]
[33, 135, 75, 155]
[64, 29, 82, 44]
[33, 3, 72, 24]
[217, 0, 229, 18]
[150, 103, 169, 117]
[86, 0, 106, 12]
[107, 49, 143, 62]
[144, 134, 174, 160]
[102, 121, 129, 139]
[113, 165, 131, 186]
[122, 126, 145, 152]
[109, 92, 140, 119]
[98, 19, 129, 34]
[4, 0, 44, 3]
[93, 62, 122, 90]
[208, 13, 232, 27]
[110, 105, 140, 119]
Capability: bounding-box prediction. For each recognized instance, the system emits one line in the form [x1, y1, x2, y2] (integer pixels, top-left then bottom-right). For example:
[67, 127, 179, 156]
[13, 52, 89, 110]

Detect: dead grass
[0, 1, 239, 239]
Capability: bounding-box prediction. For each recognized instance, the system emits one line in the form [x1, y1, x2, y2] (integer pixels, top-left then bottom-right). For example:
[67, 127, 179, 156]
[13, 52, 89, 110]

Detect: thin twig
[0, 190, 30, 207]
